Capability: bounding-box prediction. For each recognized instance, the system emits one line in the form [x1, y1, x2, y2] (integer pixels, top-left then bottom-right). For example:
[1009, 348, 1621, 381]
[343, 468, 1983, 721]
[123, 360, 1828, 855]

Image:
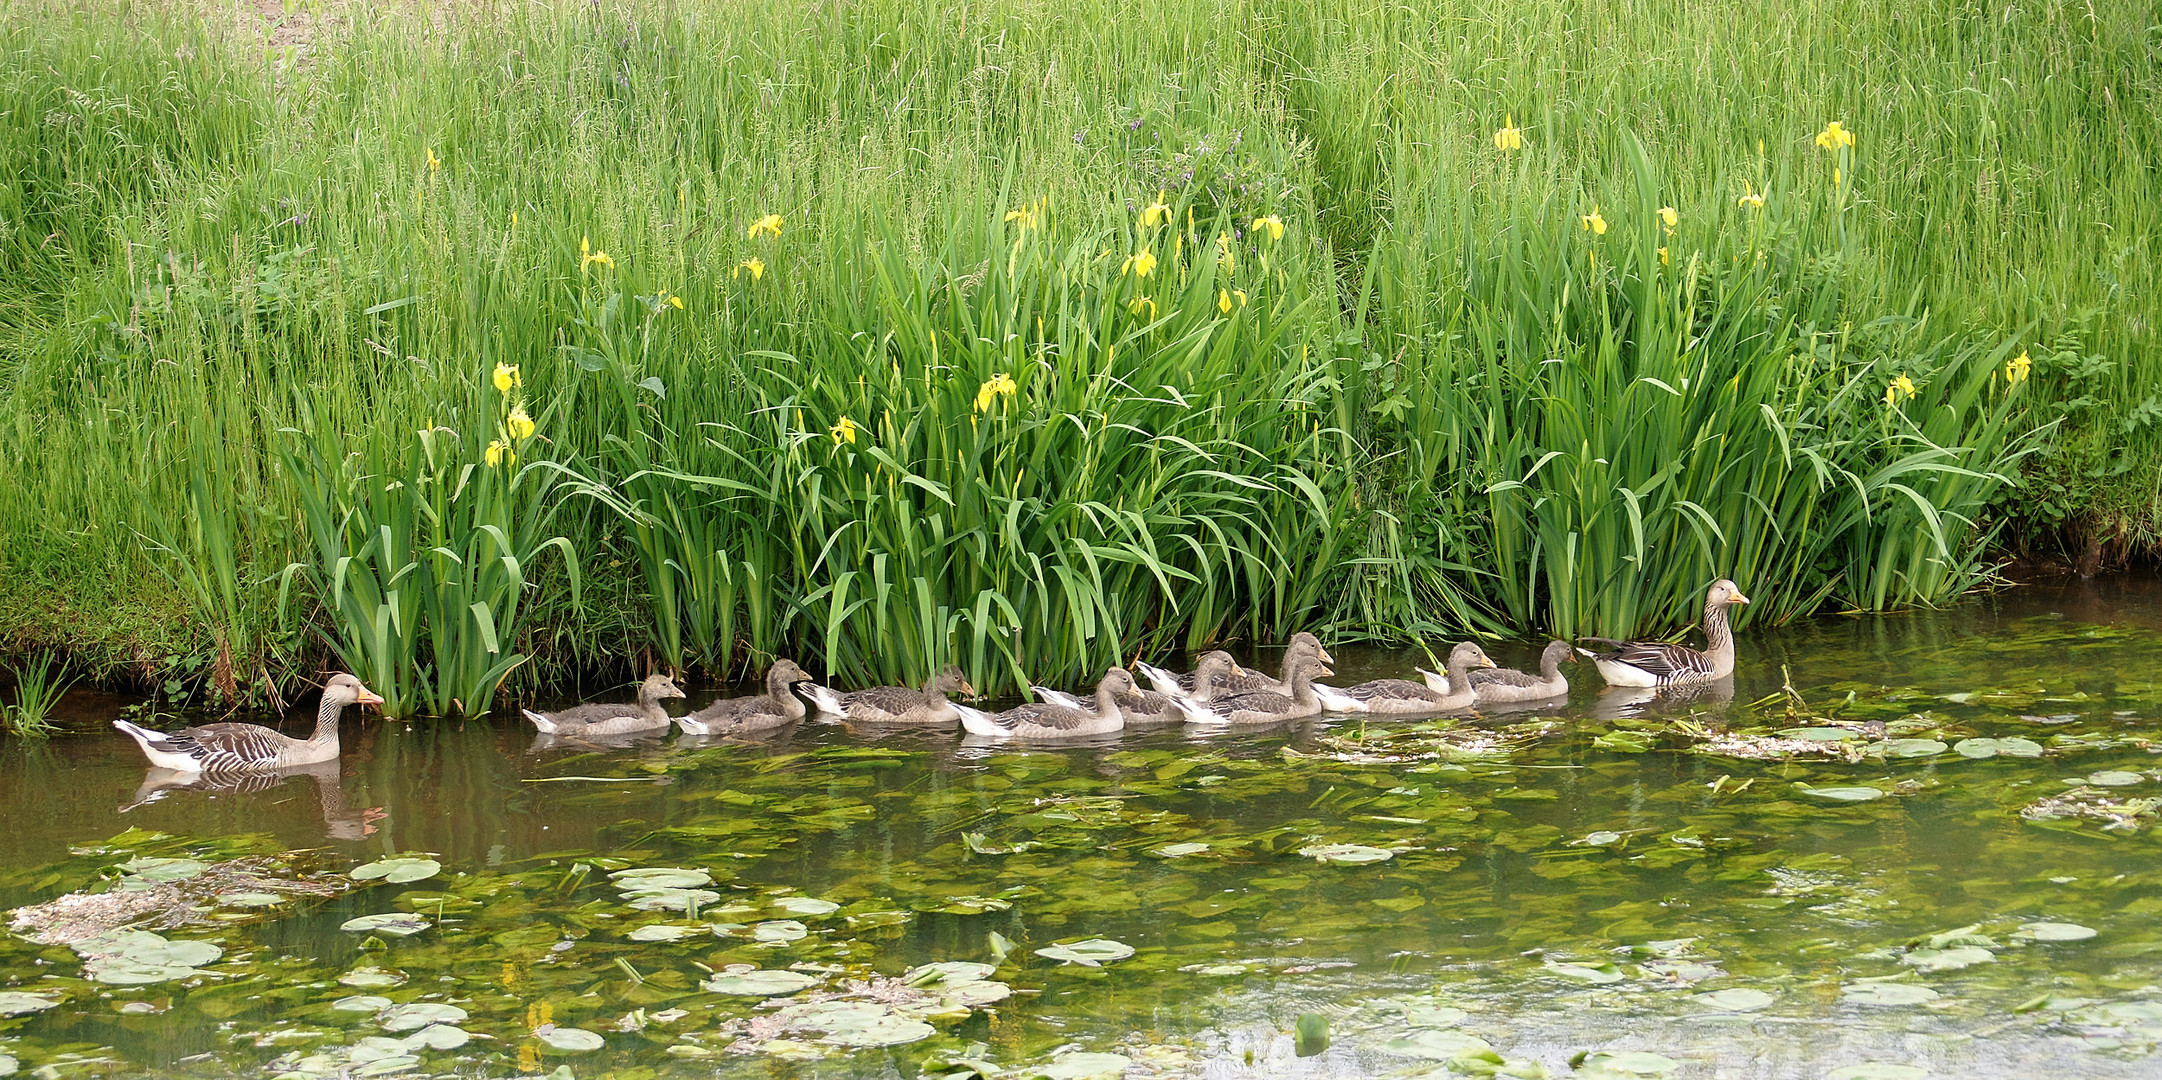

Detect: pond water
[3, 575, 2161, 1080]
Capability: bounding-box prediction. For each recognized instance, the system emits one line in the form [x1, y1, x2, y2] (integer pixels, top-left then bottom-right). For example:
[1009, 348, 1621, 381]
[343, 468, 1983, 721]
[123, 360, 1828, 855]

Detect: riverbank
[0, 0, 2155, 711]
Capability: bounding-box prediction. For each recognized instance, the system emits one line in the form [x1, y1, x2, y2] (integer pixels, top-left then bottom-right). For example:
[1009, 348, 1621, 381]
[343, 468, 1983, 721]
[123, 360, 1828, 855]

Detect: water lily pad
[380, 1002, 467, 1031]
[904, 961, 998, 985]
[1377, 1030, 1495, 1060]
[1954, 737, 2044, 759]
[1035, 1051, 1133, 1078]
[628, 924, 701, 942]
[2087, 771, 2144, 787]
[770, 896, 840, 917]
[332, 995, 393, 1012]
[350, 857, 441, 884]
[1694, 988, 1774, 1011]
[121, 856, 209, 883]
[700, 968, 820, 996]
[1579, 1050, 1680, 1075]
[1842, 983, 1940, 1006]
[0, 993, 60, 1016]
[1883, 739, 1948, 758]
[1901, 946, 1994, 972]
[217, 891, 286, 908]
[751, 919, 809, 943]
[338, 968, 404, 989]
[610, 867, 712, 889]
[1796, 784, 1885, 802]
[623, 888, 720, 913]
[1826, 1066, 1929, 1080]
[2019, 921, 2098, 942]
[1545, 960, 1626, 984]
[404, 1024, 469, 1050]
[1298, 843, 1394, 864]
[535, 1026, 605, 1052]
[819, 1013, 935, 1047]
[1035, 938, 1135, 966]
[75, 930, 223, 983]
[1577, 830, 1624, 846]
[341, 913, 431, 936]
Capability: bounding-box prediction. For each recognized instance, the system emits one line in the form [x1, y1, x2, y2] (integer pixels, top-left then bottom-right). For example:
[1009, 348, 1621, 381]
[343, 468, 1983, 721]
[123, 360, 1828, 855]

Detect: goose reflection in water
[121, 760, 385, 841]
[1591, 675, 1736, 722]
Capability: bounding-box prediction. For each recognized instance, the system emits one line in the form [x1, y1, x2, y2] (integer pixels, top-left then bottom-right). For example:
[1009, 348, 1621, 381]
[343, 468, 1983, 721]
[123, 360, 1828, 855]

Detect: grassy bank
[0, 0, 2153, 712]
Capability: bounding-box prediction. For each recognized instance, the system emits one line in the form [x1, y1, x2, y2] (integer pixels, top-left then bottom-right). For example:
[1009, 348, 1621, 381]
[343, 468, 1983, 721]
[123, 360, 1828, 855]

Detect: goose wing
[166, 722, 294, 770]
[1469, 666, 1542, 689]
[843, 686, 931, 716]
[1581, 638, 1712, 681]
[1209, 687, 1294, 715]
[993, 702, 1094, 731]
[535, 702, 644, 727]
[1345, 678, 1442, 703]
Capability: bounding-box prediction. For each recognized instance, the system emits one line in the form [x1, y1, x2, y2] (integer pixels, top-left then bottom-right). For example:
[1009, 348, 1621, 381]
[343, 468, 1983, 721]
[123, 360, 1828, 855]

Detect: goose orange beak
[357, 685, 385, 706]
[1731, 591, 1752, 605]
[1318, 645, 1336, 665]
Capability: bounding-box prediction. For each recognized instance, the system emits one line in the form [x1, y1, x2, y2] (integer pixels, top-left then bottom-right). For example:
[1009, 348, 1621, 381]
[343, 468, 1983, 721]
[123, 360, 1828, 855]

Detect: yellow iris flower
[425, 148, 441, 172]
[485, 439, 515, 468]
[735, 257, 765, 282]
[974, 372, 1018, 413]
[1737, 184, 1765, 210]
[1005, 206, 1037, 230]
[1658, 206, 1679, 235]
[506, 405, 535, 441]
[2006, 350, 2031, 384]
[1140, 193, 1171, 229]
[493, 363, 520, 393]
[1250, 216, 1284, 242]
[748, 214, 784, 240]
[1579, 206, 1606, 235]
[1885, 373, 1917, 405]
[1815, 121, 1856, 151]
[1493, 114, 1524, 151]
[1128, 297, 1156, 318]
[829, 416, 859, 445]
[1122, 250, 1158, 278]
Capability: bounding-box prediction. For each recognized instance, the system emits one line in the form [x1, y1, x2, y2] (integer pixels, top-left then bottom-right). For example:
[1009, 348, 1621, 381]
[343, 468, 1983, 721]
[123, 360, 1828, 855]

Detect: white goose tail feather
[1136, 662, 1182, 697]
[1170, 696, 1227, 725]
[800, 683, 847, 716]
[1416, 668, 1450, 694]
[1591, 659, 1660, 688]
[953, 704, 1010, 739]
[1031, 686, 1087, 709]
[1310, 682, 1366, 713]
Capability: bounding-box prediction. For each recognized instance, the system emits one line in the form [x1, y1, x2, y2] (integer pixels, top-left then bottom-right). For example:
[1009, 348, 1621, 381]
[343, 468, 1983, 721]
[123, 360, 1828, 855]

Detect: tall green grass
[0, 0, 2150, 703]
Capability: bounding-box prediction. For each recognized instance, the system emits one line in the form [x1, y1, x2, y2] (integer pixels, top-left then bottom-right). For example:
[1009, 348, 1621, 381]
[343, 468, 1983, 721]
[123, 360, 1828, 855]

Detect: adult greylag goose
[1578, 579, 1751, 687]
[1315, 641, 1493, 714]
[802, 665, 974, 725]
[522, 673, 684, 736]
[1172, 654, 1333, 725]
[113, 673, 382, 773]
[1469, 640, 1575, 704]
[1030, 675, 1183, 725]
[955, 668, 1131, 739]
[678, 660, 812, 735]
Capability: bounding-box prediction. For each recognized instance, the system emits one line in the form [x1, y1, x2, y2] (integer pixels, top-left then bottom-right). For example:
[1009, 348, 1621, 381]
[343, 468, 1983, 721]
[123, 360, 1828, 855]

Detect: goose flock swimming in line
[110, 580, 1751, 772]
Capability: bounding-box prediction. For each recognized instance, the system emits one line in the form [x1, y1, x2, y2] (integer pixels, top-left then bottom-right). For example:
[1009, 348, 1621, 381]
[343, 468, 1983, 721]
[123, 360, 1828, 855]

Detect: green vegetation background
[0, 0, 2154, 712]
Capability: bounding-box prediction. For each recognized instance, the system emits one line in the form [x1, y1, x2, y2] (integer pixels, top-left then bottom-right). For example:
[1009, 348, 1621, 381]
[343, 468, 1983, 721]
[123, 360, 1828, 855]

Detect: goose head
[1447, 641, 1498, 674]
[1708, 579, 1751, 607]
[927, 665, 977, 699]
[638, 673, 688, 706]
[324, 673, 385, 709]
[1096, 667, 1139, 698]
[765, 660, 812, 695]
[1540, 639, 1577, 669]
[1286, 631, 1335, 667]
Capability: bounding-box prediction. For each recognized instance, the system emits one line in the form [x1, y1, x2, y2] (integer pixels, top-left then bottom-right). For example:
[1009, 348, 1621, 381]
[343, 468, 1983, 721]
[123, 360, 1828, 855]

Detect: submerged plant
[3, 652, 76, 737]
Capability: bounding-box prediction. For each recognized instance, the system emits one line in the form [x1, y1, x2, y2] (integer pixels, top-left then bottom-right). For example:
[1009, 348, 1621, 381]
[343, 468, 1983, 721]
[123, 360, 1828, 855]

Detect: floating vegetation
[9, 852, 348, 945]
[2021, 787, 2162, 832]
